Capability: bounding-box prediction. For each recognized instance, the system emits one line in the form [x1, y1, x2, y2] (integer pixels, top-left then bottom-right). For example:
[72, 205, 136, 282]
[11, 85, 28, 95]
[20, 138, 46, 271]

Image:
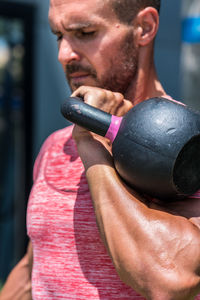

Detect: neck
[124, 47, 167, 106]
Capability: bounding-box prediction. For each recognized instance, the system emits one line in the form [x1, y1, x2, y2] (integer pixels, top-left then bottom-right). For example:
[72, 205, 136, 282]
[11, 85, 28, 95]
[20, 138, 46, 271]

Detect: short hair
[109, 0, 161, 24]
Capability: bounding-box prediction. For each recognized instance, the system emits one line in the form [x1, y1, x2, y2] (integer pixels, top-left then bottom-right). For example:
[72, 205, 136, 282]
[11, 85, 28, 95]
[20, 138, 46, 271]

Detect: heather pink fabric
[27, 126, 144, 299]
[27, 125, 200, 299]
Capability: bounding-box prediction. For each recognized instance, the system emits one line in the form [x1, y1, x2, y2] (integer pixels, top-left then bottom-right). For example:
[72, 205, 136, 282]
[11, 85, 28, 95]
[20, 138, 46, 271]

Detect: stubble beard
[99, 31, 139, 97]
[66, 31, 139, 96]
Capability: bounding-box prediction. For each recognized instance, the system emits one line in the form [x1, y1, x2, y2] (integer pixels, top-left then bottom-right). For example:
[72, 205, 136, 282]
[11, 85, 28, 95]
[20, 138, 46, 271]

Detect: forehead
[49, 0, 115, 27]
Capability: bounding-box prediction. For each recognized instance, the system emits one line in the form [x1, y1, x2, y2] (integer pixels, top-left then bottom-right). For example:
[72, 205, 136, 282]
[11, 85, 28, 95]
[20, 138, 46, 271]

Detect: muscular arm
[74, 131, 200, 300]
[0, 241, 33, 300]
[71, 87, 200, 300]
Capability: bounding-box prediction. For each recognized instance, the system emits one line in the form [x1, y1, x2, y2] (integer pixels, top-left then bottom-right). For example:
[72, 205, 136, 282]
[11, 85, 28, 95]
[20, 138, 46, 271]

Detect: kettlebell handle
[61, 96, 122, 142]
[61, 96, 200, 200]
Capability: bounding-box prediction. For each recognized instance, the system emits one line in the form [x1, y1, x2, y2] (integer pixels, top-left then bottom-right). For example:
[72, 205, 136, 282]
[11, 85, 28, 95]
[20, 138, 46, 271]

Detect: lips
[69, 72, 90, 79]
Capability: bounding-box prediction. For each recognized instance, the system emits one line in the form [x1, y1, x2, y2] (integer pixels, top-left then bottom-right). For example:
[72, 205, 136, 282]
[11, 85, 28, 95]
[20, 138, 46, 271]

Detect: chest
[27, 136, 98, 245]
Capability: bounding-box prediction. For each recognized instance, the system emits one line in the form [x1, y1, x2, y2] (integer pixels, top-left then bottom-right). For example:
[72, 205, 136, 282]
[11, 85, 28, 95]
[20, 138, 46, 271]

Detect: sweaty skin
[72, 87, 200, 300]
[54, 1, 200, 297]
[2, 0, 200, 299]
[51, 0, 200, 298]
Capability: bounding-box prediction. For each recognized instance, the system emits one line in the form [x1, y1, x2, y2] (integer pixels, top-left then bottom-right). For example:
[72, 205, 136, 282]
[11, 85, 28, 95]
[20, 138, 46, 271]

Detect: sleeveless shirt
[27, 126, 144, 299]
[27, 125, 200, 299]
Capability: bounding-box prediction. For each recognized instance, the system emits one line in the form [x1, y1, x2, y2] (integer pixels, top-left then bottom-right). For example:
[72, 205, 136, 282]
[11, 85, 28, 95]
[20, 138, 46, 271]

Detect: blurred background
[0, 0, 199, 287]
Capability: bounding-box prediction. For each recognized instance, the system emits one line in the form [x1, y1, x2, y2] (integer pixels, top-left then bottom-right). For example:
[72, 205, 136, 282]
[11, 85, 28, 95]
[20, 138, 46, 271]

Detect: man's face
[49, 0, 139, 95]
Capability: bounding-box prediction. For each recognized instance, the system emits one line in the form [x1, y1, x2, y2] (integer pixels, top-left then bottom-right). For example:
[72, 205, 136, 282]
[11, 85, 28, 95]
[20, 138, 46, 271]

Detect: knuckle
[114, 92, 124, 102]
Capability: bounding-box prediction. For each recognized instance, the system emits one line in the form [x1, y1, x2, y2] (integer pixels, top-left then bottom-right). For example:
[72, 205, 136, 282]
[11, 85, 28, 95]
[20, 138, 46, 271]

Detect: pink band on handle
[105, 115, 122, 143]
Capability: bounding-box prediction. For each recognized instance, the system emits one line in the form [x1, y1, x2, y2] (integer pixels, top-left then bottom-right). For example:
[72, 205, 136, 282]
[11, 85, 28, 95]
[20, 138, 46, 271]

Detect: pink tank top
[27, 126, 144, 299]
[27, 125, 200, 299]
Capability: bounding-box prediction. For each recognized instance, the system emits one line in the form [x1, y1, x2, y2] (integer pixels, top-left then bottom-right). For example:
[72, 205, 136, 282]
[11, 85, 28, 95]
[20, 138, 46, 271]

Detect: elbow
[148, 278, 200, 300]
[117, 267, 200, 300]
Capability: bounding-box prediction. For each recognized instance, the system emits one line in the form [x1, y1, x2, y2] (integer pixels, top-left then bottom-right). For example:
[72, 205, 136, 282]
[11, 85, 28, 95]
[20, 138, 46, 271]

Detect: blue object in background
[182, 17, 200, 43]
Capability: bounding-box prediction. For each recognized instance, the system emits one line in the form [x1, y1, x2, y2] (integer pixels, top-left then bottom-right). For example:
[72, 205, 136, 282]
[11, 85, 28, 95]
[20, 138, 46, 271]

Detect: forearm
[75, 134, 200, 299]
[87, 164, 200, 297]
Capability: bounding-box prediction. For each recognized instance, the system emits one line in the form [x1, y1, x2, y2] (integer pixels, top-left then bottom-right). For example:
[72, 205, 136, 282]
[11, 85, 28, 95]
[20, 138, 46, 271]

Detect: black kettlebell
[61, 96, 200, 200]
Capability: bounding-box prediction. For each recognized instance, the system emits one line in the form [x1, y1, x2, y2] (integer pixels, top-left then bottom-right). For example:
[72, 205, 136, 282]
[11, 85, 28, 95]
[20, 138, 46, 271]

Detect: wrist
[75, 135, 113, 171]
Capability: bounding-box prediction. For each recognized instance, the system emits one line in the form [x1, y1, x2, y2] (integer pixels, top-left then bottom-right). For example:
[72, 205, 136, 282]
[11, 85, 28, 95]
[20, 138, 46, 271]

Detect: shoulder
[33, 125, 74, 181]
[44, 125, 73, 146]
[38, 125, 73, 153]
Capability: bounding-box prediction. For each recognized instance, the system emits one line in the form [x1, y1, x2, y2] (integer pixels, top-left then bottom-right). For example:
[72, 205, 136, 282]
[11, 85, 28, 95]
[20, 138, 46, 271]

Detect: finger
[72, 86, 107, 108]
[71, 86, 131, 115]
[84, 90, 106, 108]
[108, 92, 124, 114]
[113, 99, 133, 116]
[71, 86, 85, 97]
[71, 86, 96, 99]
[71, 87, 101, 108]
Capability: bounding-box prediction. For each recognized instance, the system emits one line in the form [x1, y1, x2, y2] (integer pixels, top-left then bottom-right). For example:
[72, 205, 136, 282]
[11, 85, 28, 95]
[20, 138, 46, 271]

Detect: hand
[71, 86, 133, 116]
[71, 86, 133, 150]
[0, 254, 32, 300]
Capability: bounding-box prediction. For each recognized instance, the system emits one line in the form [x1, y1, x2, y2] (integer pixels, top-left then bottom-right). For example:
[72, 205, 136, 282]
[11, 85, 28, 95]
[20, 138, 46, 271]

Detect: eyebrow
[50, 22, 94, 35]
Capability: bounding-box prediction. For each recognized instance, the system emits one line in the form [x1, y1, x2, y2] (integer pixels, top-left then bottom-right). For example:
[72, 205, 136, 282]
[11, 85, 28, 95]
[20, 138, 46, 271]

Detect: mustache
[66, 63, 97, 77]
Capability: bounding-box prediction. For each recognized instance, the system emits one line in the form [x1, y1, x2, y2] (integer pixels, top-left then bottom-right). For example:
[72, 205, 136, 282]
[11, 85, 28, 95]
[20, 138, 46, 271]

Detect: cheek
[92, 42, 118, 74]
[96, 33, 126, 65]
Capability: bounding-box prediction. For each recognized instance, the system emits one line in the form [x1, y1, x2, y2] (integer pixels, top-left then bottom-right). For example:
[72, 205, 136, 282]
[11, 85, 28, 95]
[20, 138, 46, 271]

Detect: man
[1, 0, 200, 299]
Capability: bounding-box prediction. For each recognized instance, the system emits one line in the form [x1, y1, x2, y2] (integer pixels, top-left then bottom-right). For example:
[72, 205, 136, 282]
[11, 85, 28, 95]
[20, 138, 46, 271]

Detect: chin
[70, 79, 101, 91]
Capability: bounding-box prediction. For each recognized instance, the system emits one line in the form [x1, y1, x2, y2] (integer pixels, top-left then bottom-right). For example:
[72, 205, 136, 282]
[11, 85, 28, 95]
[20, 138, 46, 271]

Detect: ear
[133, 7, 159, 46]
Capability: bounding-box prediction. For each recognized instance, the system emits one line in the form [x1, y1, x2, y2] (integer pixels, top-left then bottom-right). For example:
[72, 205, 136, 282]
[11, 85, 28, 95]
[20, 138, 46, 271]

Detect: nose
[58, 37, 80, 65]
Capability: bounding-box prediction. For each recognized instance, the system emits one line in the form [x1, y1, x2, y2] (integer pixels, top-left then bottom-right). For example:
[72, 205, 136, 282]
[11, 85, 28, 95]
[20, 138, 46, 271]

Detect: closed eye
[50, 27, 96, 42]
[50, 28, 63, 42]
[75, 30, 96, 39]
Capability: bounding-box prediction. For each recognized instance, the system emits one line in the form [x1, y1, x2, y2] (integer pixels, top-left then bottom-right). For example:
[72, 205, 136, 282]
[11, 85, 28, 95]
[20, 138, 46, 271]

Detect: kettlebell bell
[61, 96, 200, 200]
